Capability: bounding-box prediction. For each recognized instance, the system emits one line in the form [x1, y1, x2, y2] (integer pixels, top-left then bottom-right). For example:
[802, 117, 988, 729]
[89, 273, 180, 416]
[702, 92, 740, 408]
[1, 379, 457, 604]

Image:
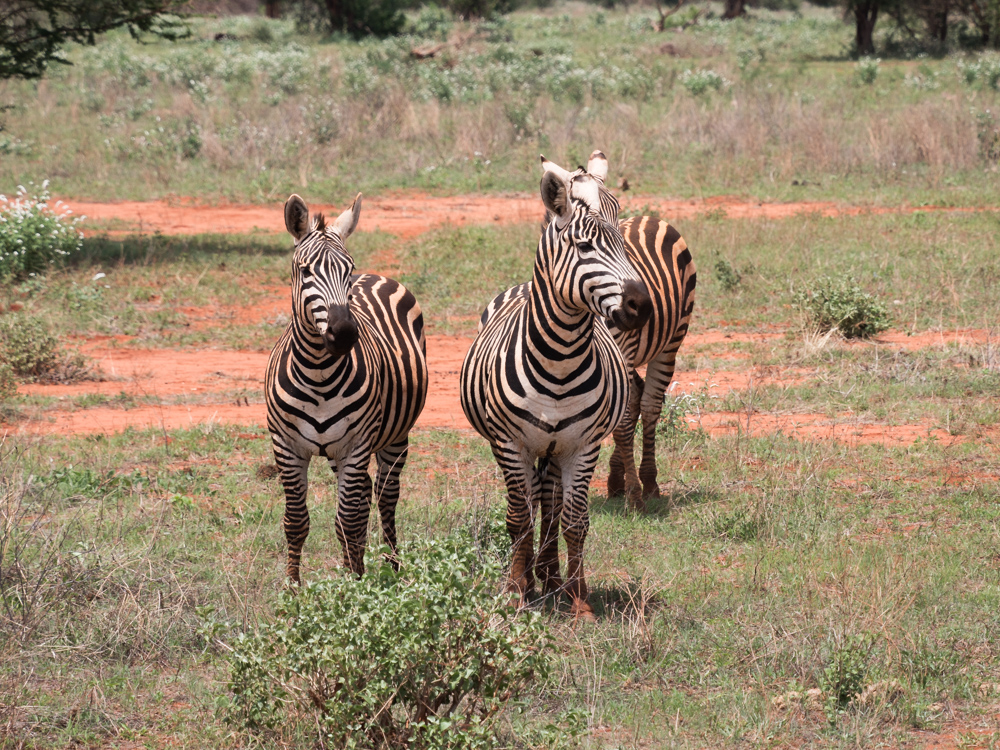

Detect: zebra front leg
[334, 451, 374, 577]
[561, 446, 600, 621]
[273, 443, 311, 585]
[639, 353, 678, 500]
[610, 371, 644, 509]
[536, 461, 564, 597]
[493, 443, 539, 604]
[374, 439, 409, 571]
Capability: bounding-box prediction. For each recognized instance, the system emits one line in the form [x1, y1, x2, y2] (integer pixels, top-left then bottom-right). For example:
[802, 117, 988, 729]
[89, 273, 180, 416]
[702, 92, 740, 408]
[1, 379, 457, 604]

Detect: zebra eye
[577, 241, 595, 252]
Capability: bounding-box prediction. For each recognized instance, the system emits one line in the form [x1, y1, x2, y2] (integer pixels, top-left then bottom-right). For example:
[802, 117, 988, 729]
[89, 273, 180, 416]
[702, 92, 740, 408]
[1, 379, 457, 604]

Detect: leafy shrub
[227, 532, 552, 749]
[821, 633, 873, 715]
[794, 276, 890, 339]
[679, 68, 728, 96]
[0, 182, 84, 281]
[0, 361, 15, 402]
[291, 0, 406, 38]
[0, 314, 91, 383]
[0, 314, 60, 380]
[856, 56, 880, 85]
[714, 258, 742, 292]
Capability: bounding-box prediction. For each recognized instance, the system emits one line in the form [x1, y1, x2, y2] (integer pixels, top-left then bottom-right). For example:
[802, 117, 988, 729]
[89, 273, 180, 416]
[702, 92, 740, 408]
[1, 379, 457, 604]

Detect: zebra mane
[311, 213, 327, 232]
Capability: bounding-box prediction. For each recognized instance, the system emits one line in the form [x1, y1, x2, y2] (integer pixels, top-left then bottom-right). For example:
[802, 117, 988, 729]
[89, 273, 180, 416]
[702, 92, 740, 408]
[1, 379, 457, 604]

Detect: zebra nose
[324, 305, 359, 357]
[617, 279, 652, 331]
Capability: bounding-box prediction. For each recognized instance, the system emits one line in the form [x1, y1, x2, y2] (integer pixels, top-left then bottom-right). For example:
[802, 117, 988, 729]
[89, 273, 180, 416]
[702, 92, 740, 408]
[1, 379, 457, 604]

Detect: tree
[0, 0, 186, 80]
[723, 0, 746, 18]
[847, 0, 880, 54]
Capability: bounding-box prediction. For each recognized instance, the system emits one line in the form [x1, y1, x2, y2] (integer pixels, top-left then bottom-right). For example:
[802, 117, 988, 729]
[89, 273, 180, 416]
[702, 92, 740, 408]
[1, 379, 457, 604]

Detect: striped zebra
[461, 169, 652, 619]
[540, 152, 697, 510]
[265, 193, 428, 582]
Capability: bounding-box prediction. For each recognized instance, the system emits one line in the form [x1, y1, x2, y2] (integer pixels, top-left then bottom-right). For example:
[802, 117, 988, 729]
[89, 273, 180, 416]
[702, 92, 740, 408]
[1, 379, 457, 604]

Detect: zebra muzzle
[612, 279, 652, 332]
[323, 305, 359, 357]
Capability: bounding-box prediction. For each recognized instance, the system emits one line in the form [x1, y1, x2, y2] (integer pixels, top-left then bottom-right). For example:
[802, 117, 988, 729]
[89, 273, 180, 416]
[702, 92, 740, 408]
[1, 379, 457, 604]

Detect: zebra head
[540, 150, 620, 228]
[284, 193, 362, 357]
[538, 169, 651, 332]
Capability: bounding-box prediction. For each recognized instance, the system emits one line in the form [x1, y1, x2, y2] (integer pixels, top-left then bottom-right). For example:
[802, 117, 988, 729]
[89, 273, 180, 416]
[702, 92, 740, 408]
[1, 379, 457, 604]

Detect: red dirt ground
[5, 194, 995, 447]
[58, 194, 996, 239]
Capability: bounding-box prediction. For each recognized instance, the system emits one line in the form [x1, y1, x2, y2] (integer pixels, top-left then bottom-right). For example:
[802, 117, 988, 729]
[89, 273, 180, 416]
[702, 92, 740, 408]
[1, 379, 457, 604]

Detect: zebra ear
[540, 154, 574, 183]
[540, 171, 571, 227]
[586, 150, 609, 182]
[332, 193, 362, 239]
[284, 194, 311, 241]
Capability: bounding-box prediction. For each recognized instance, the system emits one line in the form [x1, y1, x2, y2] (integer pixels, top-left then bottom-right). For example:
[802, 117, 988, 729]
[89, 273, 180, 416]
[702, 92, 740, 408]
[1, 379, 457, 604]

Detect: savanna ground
[2, 2, 1000, 747]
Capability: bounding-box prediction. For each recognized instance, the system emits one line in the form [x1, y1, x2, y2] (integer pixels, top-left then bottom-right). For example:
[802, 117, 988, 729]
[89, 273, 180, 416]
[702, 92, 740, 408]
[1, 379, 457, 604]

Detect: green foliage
[0, 360, 15, 401]
[0, 313, 60, 380]
[856, 56, 880, 85]
[679, 68, 728, 96]
[0, 0, 188, 79]
[795, 275, 890, 339]
[656, 389, 708, 443]
[711, 506, 764, 541]
[714, 258, 742, 292]
[227, 532, 553, 749]
[291, 0, 407, 39]
[821, 633, 873, 715]
[0, 181, 84, 281]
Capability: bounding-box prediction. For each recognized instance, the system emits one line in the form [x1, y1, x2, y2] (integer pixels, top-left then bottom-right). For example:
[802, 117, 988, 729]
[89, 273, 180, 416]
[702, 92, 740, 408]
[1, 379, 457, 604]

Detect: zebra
[540, 152, 697, 510]
[265, 193, 428, 582]
[460, 169, 652, 619]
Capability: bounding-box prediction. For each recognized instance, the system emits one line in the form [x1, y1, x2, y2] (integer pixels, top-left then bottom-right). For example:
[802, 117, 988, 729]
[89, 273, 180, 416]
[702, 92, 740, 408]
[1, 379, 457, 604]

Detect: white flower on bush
[0, 180, 84, 281]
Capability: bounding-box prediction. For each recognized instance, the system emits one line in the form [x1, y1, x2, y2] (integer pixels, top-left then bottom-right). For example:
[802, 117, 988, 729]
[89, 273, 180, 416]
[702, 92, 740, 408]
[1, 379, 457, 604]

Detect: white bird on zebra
[265, 193, 428, 582]
[461, 169, 652, 619]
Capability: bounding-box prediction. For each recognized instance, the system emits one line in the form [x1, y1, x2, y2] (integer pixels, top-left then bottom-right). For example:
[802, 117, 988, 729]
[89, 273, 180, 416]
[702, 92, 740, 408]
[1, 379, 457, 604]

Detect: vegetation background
[1, 0, 1000, 747]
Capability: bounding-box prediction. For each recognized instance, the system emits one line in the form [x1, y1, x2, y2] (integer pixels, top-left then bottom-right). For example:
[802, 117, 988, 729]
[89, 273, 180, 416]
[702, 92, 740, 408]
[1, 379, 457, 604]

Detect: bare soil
[5, 194, 994, 447]
[60, 194, 995, 239]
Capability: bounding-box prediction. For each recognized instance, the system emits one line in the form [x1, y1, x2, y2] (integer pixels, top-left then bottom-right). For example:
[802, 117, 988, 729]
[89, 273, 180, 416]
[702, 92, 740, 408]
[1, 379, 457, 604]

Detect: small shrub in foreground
[227, 532, 553, 749]
[0, 182, 84, 281]
[714, 258, 742, 292]
[0, 314, 92, 383]
[794, 276, 890, 339]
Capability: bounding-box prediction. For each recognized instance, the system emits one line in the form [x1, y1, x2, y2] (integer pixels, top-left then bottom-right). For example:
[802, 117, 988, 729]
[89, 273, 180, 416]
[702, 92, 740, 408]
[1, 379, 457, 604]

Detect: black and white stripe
[265, 193, 428, 581]
[535, 152, 697, 510]
[460, 170, 652, 618]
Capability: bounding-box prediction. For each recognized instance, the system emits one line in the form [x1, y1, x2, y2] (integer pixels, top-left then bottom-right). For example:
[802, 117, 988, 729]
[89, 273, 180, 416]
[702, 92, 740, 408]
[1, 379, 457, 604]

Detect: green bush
[679, 68, 728, 96]
[0, 181, 84, 281]
[0, 314, 60, 380]
[856, 56, 880, 85]
[0, 361, 15, 402]
[227, 531, 553, 749]
[714, 258, 742, 292]
[821, 633, 873, 715]
[794, 276, 890, 339]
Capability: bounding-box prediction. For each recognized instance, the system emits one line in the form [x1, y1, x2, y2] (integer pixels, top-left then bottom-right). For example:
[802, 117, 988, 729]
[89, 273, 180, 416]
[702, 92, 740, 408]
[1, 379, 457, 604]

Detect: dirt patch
[60, 194, 996, 240]
[697, 411, 958, 445]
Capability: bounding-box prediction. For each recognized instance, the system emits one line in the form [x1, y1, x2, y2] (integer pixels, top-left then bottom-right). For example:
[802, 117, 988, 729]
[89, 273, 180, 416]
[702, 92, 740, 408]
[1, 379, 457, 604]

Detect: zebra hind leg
[274, 446, 311, 585]
[334, 452, 374, 577]
[374, 439, 409, 571]
[609, 371, 644, 510]
[639, 353, 678, 501]
[535, 461, 564, 598]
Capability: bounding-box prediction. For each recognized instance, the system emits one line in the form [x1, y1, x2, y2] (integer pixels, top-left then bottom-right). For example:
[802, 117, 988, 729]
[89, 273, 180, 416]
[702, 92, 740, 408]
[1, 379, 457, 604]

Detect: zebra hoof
[642, 484, 661, 501]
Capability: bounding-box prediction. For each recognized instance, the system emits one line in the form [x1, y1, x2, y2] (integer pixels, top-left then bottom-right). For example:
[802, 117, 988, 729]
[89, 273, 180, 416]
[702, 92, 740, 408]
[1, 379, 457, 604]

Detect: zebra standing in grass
[265, 193, 428, 582]
[540, 152, 697, 510]
[461, 169, 652, 618]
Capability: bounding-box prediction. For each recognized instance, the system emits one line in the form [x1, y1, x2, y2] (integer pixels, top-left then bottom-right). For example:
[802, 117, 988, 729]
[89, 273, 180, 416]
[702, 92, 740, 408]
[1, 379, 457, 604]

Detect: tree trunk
[722, 0, 745, 19]
[324, 0, 342, 31]
[265, 1, 280, 18]
[854, 0, 879, 54]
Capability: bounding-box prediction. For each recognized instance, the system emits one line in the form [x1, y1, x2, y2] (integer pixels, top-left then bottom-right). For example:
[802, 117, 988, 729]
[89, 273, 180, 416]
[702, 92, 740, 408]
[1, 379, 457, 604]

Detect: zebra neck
[526, 269, 597, 376]
[290, 319, 354, 374]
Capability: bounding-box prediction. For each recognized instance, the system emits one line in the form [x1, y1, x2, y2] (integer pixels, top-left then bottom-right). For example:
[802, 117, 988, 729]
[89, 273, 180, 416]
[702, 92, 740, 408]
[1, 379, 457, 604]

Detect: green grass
[2, 422, 998, 748]
[2, 4, 1000, 206]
